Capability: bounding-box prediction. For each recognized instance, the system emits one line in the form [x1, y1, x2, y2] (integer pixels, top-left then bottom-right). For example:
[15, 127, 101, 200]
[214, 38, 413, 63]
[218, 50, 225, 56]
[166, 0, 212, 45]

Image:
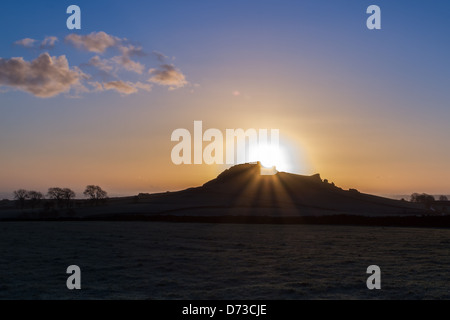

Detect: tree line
[13, 185, 108, 209]
[410, 193, 448, 210]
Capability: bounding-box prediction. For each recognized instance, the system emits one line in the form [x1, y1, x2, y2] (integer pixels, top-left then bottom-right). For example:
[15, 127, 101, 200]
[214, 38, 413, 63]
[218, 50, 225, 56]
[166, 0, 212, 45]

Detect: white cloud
[6, 32, 190, 98]
[0, 53, 86, 98]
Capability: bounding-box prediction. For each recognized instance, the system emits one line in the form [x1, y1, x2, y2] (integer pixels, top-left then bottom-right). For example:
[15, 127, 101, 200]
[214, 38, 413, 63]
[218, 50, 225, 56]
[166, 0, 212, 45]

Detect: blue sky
[1, 1, 450, 197]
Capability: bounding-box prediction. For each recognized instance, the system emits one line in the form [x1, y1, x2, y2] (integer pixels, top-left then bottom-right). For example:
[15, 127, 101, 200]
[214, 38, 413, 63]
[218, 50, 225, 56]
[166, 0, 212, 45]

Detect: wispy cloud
[133, 81, 152, 92]
[69, 33, 146, 75]
[0, 53, 85, 98]
[152, 51, 169, 63]
[111, 55, 145, 74]
[14, 38, 36, 48]
[103, 81, 138, 95]
[148, 64, 187, 89]
[40, 36, 58, 49]
[121, 44, 146, 58]
[88, 55, 114, 73]
[96, 80, 152, 95]
[14, 37, 59, 49]
[65, 31, 119, 53]
[88, 81, 105, 92]
[112, 44, 146, 74]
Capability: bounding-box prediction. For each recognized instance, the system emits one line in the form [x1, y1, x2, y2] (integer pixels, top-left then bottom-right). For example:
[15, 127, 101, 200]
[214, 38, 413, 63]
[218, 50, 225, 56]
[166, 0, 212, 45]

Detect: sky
[1, 0, 450, 199]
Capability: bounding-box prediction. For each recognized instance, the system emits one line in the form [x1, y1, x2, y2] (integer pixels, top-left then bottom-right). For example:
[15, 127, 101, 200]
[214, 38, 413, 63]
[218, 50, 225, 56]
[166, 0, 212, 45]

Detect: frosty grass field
[0, 222, 449, 299]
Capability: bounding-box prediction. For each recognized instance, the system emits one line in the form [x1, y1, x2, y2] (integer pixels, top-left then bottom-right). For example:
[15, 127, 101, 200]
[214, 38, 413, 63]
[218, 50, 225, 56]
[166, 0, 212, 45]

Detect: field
[1, 222, 449, 299]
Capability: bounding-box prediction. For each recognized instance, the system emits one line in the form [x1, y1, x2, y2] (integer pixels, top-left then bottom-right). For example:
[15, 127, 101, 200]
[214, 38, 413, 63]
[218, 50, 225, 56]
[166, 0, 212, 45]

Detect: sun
[258, 144, 279, 168]
[249, 142, 291, 173]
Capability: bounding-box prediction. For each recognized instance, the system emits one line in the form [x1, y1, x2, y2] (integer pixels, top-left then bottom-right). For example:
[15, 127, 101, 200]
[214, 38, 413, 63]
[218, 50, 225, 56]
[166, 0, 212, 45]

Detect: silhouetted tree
[411, 193, 435, 209]
[439, 195, 448, 201]
[47, 187, 64, 207]
[83, 185, 108, 205]
[47, 187, 75, 208]
[62, 188, 76, 208]
[13, 189, 29, 209]
[47, 188, 63, 200]
[27, 191, 43, 209]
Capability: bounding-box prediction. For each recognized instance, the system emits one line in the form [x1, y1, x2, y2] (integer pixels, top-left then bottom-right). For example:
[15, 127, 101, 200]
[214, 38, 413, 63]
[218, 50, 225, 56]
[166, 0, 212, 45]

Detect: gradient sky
[1, 0, 450, 199]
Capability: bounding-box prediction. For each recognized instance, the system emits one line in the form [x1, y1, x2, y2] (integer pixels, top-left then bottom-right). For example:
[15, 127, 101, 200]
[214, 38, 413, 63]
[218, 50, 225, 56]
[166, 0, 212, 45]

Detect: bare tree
[13, 189, 29, 209]
[62, 188, 76, 208]
[83, 185, 108, 205]
[47, 187, 64, 201]
[47, 187, 64, 208]
[47, 187, 75, 208]
[62, 188, 76, 200]
[439, 195, 448, 201]
[411, 193, 435, 209]
[27, 191, 43, 209]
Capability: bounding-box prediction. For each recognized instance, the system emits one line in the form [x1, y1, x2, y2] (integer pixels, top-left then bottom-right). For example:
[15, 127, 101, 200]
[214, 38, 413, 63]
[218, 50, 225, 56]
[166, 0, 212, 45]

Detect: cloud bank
[2, 31, 189, 98]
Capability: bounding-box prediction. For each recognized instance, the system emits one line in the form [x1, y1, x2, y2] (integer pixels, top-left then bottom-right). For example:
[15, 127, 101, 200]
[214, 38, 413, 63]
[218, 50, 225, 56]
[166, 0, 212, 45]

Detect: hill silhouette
[1, 162, 430, 222]
[133, 162, 425, 217]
